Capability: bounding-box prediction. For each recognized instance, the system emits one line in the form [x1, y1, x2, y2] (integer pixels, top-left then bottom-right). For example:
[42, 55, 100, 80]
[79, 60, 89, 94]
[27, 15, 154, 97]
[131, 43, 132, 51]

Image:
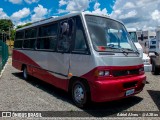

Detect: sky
[0, 0, 160, 30]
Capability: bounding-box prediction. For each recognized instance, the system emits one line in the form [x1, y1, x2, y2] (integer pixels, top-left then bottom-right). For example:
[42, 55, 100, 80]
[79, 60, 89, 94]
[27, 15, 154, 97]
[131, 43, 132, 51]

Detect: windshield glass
[85, 15, 137, 52]
[129, 32, 138, 42]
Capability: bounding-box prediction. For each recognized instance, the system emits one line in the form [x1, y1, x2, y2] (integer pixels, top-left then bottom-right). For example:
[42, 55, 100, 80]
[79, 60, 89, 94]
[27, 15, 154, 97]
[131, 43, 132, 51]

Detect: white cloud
[119, 10, 137, 19]
[123, 2, 135, 9]
[8, 0, 39, 4]
[11, 8, 30, 21]
[59, 0, 67, 6]
[31, 4, 48, 22]
[94, 2, 100, 10]
[111, 0, 160, 30]
[8, 0, 22, 4]
[92, 2, 108, 15]
[0, 8, 9, 19]
[58, 0, 90, 13]
[151, 10, 160, 21]
[24, 0, 39, 4]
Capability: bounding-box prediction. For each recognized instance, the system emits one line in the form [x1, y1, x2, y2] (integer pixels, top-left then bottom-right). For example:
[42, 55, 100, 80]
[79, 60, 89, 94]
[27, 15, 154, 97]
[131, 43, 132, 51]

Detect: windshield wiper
[107, 46, 129, 56]
[122, 48, 140, 56]
[107, 46, 140, 56]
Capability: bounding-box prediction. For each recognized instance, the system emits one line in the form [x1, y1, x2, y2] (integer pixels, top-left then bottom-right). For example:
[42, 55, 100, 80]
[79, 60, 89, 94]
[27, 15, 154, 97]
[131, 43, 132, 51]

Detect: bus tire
[71, 80, 90, 108]
[152, 62, 159, 75]
[22, 66, 28, 80]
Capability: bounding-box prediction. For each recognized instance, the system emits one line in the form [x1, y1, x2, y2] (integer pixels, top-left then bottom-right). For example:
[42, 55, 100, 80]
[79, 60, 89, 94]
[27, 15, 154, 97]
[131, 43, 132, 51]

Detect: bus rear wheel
[23, 66, 28, 80]
[71, 80, 90, 108]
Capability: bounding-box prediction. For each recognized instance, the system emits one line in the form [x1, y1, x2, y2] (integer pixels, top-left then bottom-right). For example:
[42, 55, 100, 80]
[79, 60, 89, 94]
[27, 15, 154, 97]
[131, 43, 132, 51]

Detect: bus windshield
[85, 15, 137, 52]
[129, 32, 138, 42]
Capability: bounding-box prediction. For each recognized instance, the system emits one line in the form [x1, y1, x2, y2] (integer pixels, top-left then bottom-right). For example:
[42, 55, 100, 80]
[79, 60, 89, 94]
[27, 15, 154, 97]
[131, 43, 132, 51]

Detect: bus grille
[113, 69, 139, 77]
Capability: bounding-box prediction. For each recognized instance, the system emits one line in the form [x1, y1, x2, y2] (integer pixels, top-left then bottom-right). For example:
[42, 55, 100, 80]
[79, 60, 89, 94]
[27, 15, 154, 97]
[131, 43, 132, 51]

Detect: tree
[0, 19, 14, 33]
[11, 29, 16, 40]
[16, 23, 32, 29]
[0, 19, 14, 40]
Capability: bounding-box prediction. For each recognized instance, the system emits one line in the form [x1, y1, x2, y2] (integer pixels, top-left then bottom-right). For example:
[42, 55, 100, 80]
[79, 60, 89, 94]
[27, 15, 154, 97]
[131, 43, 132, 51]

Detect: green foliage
[0, 19, 32, 41]
[0, 19, 14, 40]
[16, 23, 32, 29]
[11, 29, 16, 40]
[0, 19, 14, 33]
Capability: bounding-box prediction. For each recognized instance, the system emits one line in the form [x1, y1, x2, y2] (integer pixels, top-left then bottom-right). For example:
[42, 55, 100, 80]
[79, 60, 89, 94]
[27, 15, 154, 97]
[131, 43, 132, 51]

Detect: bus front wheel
[71, 80, 90, 108]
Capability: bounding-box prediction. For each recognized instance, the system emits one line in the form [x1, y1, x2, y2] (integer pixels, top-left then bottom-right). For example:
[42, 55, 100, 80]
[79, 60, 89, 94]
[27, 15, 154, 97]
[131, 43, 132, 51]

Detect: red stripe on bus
[12, 50, 69, 91]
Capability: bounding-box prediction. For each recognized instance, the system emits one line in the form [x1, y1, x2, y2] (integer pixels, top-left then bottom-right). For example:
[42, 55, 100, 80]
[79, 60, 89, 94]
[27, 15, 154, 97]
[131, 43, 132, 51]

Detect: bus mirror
[61, 22, 69, 35]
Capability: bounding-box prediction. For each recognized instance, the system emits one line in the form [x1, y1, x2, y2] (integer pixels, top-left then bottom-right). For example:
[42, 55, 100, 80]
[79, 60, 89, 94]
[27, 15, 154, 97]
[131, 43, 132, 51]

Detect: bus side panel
[12, 50, 69, 91]
[12, 60, 22, 71]
[31, 66, 69, 91]
[12, 49, 23, 71]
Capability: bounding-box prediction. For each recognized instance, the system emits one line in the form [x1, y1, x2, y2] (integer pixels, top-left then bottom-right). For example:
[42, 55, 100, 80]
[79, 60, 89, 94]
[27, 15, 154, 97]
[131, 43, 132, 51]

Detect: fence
[0, 40, 9, 72]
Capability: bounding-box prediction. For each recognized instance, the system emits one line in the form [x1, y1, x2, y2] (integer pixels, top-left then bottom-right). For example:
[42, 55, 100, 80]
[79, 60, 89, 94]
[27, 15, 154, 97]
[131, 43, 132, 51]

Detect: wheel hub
[74, 84, 84, 103]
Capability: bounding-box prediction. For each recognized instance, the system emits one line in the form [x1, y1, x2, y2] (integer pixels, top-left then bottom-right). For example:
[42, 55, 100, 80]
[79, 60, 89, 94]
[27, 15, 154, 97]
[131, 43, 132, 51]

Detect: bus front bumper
[89, 74, 146, 102]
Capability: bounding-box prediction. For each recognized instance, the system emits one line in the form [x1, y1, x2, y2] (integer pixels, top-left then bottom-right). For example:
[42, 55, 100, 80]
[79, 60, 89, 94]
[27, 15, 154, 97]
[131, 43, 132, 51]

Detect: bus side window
[57, 19, 74, 53]
[14, 31, 24, 49]
[14, 40, 23, 48]
[73, 16, 87, 52]
[37, 23, 58, 50]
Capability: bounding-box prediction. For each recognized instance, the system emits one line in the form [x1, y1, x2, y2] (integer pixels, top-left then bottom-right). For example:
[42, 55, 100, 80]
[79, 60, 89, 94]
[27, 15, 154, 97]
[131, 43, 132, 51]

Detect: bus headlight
[96, 70, 110, 76]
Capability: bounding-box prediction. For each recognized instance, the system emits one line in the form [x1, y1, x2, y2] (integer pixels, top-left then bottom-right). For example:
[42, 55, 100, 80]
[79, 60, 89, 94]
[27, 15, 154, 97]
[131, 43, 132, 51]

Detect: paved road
[0, 58, 160, 119]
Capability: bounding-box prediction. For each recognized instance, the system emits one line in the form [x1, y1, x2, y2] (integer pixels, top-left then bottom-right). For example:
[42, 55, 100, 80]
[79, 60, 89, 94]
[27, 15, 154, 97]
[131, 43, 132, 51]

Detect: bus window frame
[71, 16, 91, 55]
[14, 30, 25, 49]
[35, 22, 59, 52]
[14, 15, 91, 55]
[22, 27, 37, 50]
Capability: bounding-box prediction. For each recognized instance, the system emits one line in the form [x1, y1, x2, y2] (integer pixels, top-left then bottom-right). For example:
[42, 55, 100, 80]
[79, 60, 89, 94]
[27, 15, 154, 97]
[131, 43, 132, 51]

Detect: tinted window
[23, 39, 36, 49]
[14, 40, 23, 48]
[57, 19, 74, 52]
[39, 23, 58, 37]
[150, 46, 156, 49]
[37, 37, 57, 50]
[152, 41, 156, 44]
[36, 23, 58, 50]
[25, 28, 37, 38]
[16, 31, 24, 39]
[74, 16, 87, 51]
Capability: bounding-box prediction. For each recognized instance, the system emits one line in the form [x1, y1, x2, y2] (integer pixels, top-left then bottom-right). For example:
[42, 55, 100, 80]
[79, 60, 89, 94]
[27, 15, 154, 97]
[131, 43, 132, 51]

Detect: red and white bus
[12, 12, 146, 108]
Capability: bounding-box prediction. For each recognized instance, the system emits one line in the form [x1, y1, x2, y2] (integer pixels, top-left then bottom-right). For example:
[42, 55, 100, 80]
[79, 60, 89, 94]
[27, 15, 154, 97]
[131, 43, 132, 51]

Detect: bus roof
[16, 12, 123, 31]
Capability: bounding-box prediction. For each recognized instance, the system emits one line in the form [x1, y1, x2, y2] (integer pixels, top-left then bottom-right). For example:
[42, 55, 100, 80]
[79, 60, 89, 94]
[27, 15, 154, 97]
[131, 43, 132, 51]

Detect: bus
[12, 12, 146, 108]
[127, 28, 152, 72]
[127, 28, 143, 57]
[149, 27, 160, 75]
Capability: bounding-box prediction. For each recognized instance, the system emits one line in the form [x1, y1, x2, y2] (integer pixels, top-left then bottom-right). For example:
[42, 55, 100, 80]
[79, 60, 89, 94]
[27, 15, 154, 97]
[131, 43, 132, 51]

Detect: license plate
[126, 89, 135, 96]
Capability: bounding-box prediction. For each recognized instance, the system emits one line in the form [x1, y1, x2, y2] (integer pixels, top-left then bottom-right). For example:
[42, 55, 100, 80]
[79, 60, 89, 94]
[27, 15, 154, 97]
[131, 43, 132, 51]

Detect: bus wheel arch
[68, 77, 91, 108]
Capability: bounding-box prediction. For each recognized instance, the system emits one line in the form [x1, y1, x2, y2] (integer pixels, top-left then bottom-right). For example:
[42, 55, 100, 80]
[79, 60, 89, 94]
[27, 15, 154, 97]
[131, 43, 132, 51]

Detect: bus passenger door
[54, 18, 75, 89]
